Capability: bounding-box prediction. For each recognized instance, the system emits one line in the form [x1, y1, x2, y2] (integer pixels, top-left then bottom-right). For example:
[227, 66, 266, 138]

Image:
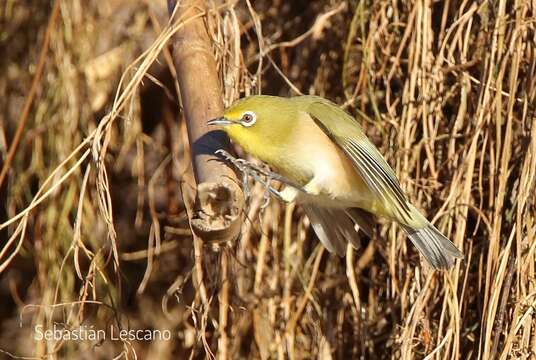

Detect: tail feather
[303, 205, 369, 256]
[302, 203, 463, 270]
[401, 222, 463, 269]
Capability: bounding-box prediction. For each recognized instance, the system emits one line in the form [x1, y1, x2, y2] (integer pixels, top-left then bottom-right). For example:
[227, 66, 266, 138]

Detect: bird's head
[208, 95, 297, 157]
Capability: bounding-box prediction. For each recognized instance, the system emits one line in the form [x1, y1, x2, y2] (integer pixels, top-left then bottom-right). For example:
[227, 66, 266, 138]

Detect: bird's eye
[241, 111, 256, 127]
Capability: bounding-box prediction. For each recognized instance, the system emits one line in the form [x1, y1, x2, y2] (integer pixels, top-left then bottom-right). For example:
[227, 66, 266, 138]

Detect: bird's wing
[306, 100, 414, 224]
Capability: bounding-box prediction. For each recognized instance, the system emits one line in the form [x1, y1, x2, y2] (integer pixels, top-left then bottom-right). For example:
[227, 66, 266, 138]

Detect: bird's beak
[207, 117, 235, 126]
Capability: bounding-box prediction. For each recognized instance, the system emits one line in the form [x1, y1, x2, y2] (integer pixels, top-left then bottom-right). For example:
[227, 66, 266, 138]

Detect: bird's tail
[302, 205, 375, 256]
[400, 219, 463, 269]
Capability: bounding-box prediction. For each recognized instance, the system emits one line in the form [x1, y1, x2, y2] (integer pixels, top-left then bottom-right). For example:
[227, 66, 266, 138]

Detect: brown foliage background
[1, 0, 535, 359]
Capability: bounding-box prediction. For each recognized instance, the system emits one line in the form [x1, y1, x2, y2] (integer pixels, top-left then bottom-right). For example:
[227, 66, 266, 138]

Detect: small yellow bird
[208, 95, 463, 269]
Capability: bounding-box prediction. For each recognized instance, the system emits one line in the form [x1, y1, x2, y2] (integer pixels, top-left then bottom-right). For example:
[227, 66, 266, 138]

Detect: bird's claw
[215, 149, 300, 206]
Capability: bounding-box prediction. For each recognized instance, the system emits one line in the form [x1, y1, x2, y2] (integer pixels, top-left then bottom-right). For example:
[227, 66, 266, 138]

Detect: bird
[207, 95, 463, 269]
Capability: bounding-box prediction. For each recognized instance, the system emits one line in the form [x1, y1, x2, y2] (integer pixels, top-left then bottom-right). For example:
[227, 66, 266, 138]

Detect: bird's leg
[215, 149, 268, 200]
[215, 149, 267, 177]
[215, 149, 304, 206]
[215, 150, 302, 187]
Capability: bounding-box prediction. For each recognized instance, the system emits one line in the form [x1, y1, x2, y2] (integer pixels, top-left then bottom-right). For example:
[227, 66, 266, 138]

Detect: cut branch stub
[168, 0, 244, 243]
[193, 180, 243, 242]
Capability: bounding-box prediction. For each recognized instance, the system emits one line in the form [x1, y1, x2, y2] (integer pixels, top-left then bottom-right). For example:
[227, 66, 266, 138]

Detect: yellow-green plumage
[214, 95, 463, 269]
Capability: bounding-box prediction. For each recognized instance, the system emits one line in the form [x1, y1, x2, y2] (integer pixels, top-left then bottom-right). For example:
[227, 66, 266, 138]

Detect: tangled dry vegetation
[1, 0, 535, 359]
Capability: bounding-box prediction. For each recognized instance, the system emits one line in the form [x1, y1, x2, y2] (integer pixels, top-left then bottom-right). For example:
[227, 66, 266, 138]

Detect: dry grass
[1, 0, 535, 359]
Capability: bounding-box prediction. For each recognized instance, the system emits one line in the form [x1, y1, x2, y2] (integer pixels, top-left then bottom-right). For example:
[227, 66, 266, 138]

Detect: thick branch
[168, 0, 243, 242]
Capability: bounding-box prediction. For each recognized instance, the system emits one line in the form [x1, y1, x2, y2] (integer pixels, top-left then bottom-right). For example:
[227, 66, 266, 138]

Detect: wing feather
[306, 100, 412, 223]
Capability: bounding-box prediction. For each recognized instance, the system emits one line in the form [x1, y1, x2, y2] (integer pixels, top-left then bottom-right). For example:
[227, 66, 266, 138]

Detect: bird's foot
[215, 149, 303, 207]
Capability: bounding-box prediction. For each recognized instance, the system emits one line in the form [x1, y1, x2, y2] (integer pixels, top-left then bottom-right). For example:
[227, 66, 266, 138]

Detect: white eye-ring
[240, 111, 256, 127]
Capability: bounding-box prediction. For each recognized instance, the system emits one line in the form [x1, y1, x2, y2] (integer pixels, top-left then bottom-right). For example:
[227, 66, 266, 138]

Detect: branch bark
[168, 0, 243, 243]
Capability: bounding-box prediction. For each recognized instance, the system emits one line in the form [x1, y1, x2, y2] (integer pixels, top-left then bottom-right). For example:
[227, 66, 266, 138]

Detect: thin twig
[0, 0, 61, 189]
